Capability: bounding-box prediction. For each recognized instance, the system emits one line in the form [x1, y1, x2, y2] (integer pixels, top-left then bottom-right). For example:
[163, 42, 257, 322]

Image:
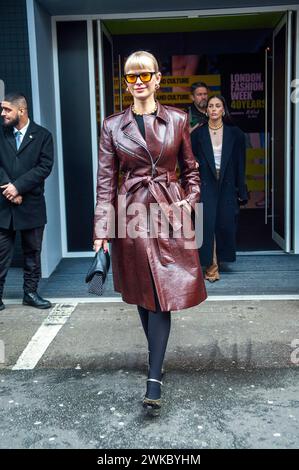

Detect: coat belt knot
[142, 176, 152, 186]
[122, 170, 183, 265]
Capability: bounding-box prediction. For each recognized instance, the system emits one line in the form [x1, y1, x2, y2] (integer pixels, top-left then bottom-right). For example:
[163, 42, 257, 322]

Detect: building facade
[1, 0, 299, 276]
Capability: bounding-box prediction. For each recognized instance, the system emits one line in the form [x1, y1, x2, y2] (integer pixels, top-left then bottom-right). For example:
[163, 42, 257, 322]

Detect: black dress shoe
[0, 300, 5, 311]
[23, 292, 52, 309]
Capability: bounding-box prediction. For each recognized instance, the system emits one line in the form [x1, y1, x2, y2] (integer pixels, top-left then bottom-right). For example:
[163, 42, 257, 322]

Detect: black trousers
[0, 225, 44, 298]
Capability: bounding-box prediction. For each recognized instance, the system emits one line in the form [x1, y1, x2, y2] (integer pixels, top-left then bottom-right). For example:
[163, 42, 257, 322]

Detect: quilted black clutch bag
[85, 249, 110, 296]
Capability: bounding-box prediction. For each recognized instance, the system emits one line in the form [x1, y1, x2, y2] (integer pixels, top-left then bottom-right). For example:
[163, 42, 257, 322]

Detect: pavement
[0, 299, 298, 449]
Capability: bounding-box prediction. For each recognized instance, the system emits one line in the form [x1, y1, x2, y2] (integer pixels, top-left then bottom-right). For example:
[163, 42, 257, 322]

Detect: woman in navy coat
[191, 95, 248, 281]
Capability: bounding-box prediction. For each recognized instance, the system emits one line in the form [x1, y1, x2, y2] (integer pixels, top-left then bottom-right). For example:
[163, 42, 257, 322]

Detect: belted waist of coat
[123, 170, 178, 190]
[122, 170, 184, 265]
[122, 170, 182, 232]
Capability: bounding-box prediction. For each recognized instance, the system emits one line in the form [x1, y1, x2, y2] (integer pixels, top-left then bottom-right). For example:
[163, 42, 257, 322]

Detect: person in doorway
[191, 95, 248, 282]
[188, 81, 209, 132]
[93, 50, 207, 416]
[0, 92, 54, 310]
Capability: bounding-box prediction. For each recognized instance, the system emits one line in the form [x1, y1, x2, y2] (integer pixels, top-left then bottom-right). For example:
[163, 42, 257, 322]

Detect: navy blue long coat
[191, 123, 247, 266]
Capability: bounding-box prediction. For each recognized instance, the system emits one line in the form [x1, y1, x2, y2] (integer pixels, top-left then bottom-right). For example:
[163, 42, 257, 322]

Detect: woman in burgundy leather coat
[93, 51, 207, 415]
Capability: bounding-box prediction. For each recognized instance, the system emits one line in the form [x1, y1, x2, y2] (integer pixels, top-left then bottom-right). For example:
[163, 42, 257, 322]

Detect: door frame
[52, 18, 98, 257]
[293, 11, 299, 254]
[272, 12, 292, 252]
[52, 5, 299, 21]
[51, 5, 299, 255]
[97, 21, 115, 124]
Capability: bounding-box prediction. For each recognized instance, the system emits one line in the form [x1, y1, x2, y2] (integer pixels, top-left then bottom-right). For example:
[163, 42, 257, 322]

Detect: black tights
[137, 298, 171, 400]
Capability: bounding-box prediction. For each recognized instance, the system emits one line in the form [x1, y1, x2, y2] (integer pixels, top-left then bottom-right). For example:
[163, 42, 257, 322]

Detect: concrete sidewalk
[1, 300, 298, 370]
[0, 300, 298, 449]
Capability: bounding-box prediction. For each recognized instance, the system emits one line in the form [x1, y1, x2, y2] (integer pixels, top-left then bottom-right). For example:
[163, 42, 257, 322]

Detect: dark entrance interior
[99, 13, 285, 252]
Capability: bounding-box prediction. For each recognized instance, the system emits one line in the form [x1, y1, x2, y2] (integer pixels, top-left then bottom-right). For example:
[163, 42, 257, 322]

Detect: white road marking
[4, 294, 299, 305]
[205, 295, 299, 301]
[12, 303, 77, 370]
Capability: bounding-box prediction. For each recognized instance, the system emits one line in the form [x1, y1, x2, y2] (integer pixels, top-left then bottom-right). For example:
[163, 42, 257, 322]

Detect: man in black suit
[0, 92, 54, 310]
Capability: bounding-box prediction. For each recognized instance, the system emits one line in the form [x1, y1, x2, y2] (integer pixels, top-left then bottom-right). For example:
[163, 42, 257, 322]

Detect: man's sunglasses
[124, 71, 156, 84]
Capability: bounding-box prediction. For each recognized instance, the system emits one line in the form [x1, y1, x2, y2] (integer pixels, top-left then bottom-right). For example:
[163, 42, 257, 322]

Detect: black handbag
[85, 248, 110, 296]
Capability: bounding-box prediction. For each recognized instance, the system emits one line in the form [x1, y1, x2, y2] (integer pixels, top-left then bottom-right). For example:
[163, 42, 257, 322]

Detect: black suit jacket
[0, 120, 54, 230]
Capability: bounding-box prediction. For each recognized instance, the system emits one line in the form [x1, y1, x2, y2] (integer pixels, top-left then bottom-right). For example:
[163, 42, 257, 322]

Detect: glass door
[97, 21, 114, 122]
[272, 12, 292, 251]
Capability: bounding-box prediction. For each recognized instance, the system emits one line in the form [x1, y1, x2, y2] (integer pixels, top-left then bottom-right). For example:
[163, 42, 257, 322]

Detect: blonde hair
[124, 50, 160, 74]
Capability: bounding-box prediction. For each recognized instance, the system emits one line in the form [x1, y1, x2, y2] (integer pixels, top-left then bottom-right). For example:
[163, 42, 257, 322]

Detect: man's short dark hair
[191, 82, 208, 95]
[4, 92, 28, 108]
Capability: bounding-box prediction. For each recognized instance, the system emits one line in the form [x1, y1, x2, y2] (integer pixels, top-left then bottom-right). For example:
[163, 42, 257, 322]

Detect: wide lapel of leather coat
[144, 102, 168, 165]
[119, 103, 169, 165]
[120, 107, 149, 162]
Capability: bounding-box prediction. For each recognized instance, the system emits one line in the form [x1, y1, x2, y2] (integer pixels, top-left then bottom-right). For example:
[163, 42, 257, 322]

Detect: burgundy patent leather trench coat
[94, 102, 207, 311]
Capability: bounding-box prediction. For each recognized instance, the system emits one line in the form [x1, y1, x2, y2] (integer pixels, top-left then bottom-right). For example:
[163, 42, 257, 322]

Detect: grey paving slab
[1, 300, 299, 371]
[37, 300, 299, 370]
[0, 306, 49, 368]
[0, 300, 298, 449]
